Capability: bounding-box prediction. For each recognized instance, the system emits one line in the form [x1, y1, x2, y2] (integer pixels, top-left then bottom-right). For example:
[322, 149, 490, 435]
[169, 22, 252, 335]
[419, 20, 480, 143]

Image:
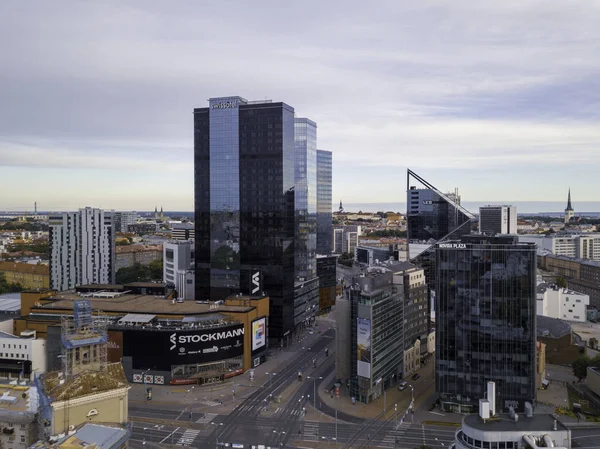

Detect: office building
[113, 211, 138, 233]
[347, 268, 404, 404]
[316, 149, 332, 255]
[172, 223, 195, 241]
[332, 225, 362, 254]
[164, 240, 195, 299]
[520, 234, 600, 260]
[317, 255, 337, 312]
[536, 283, 589, 322]
[49, 207, 115, 291]
[406, 169, 474, 293]
[194, 96, 296, 343]
[436, 235, 537, 412]
[479, 205, 517, 235]
[0, 330, 46, 381]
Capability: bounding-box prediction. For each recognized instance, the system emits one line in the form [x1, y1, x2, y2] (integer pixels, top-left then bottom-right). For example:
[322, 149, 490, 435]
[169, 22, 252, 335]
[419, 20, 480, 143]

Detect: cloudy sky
[1, 1, 599, 212]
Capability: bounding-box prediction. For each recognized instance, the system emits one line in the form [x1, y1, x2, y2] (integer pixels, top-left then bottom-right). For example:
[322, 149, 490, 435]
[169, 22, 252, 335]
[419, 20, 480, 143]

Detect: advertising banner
[252, 317, 266, 352]
[357, 317, 372, 378]
[124, 323, 245, 370]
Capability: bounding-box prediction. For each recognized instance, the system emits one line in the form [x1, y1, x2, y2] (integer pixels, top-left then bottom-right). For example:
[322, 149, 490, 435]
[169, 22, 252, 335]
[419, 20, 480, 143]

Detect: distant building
[115, 244, 162, 270]
[537, 283, 589, 322]
[113, 211, 138, 233]
[163, 240, 195, 300]
[49, 208, 115, 291]
[332, 225, 361, 254]
[316, 149, 332, 255]
[127, 222, 159, 234]
[520, 234, 600, 260]
[172, 223, 195, 241]
[316, 255, 337, 312]
[565, 188, 575, 224]
[536, 315, 581, 365]
[0, 261, 49, 289]
[30, 423, 130, 448]
[479, 205, 517, 235]
[436, 235, 537, 412]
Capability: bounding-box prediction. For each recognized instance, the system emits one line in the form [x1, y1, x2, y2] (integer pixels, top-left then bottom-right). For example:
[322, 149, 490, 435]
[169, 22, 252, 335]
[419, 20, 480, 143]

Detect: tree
[0, 273, 23, 294]
[572, 356, 591, 381]
[148, 259, 163, 281]
[414, 446, 433, 449]
[590, 337, 599, 350]
[556, 276, 568, 288]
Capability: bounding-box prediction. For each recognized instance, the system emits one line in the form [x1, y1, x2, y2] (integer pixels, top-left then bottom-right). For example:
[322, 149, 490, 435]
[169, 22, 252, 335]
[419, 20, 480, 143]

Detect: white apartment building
[520, 234, 600, 261]
[479, 205, 517, 235]
[113, 211, 138, 233]
[537, 283, 590, 322]
[49, 207, 115, 291]
[163, 240, 194, 300]
[0, 331, 46, 381]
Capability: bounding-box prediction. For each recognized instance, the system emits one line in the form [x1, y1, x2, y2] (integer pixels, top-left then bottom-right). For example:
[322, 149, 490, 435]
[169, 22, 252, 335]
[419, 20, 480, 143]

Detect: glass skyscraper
[294, 118, 317, 281]
[194, 96, 296, 342]
[435, 235, 537, 413]
[316, 149, 332, 255]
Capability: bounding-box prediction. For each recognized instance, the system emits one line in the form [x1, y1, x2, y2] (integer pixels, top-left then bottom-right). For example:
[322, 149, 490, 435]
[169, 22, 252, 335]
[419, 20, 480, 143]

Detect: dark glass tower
[316, 149, 332, 255]
[435, 235, 537, 413]
[194, 96, 296, 341]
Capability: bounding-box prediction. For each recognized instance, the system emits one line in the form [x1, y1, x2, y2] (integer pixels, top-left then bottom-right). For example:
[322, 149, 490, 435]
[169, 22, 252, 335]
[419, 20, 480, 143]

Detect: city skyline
[1, 1, 600, 211]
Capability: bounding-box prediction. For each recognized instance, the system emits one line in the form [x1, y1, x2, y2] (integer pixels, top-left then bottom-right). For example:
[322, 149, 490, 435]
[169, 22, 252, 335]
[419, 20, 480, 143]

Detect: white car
[398, 381, 408, 391]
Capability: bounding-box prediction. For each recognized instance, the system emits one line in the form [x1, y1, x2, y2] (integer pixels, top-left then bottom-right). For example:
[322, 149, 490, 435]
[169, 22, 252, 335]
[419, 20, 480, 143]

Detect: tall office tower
[194, 96, 296, 343]
[406, 169, 474, 292]
[294, 118, 318, 281]
[113, 211, 138, 233]
[316, 149, 333, 255]
[435, 235, 537, 413]
[49, 207, 115, 291]
[479, 205, 517, 235]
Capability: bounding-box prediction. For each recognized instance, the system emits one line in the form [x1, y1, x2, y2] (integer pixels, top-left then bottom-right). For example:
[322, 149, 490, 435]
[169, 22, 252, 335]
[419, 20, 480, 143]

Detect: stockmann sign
[169, 328, 245, 351]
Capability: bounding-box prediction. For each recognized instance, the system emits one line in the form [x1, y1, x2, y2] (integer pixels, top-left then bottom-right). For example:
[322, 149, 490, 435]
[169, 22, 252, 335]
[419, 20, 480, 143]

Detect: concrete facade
[0, 261, 49, 290]
[537, 284, 590, 322]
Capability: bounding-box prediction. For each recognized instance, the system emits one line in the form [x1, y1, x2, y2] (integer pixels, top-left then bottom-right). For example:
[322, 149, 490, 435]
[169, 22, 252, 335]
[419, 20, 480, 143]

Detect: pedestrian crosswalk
[302, 422, 319, 440]
[196, 412, 218, 424]
[198, 399, 222, 406]
[176, 429, 200, 446]
[272, 408, 303, 416]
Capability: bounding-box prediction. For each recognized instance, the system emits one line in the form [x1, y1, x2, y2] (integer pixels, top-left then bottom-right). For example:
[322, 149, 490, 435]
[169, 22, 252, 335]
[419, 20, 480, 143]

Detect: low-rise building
[537, 283, 590, 322]
[0, 261, 49, 290]
[0, 382, 40, 449]
[536, 315, 581, 365]
[115, 244, 162, 270]
[30, 423, 130, 448]
[588, 366, 600, 397]
[0, 330, 46, 381]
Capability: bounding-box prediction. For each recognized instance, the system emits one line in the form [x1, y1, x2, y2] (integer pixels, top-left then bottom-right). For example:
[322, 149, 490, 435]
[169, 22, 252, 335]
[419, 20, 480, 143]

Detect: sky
[1, 1, 599, 212]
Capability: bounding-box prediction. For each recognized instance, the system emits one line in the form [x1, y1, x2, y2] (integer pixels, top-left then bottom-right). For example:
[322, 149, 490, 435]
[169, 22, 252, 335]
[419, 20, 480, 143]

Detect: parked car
[411, 373, 421, 380]
[429, 403, 436, 411]
[398, 381, 408, 391]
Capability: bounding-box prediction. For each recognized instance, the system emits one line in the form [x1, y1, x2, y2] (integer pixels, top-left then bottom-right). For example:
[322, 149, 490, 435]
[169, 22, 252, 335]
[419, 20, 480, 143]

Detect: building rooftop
[33, 292, 259, 317]
[464, 413, 568, 433]
[0, 260, 49, 275]
[537, 315, 572, 339]
[115, 244, 162, 254]
[43, 363, 129, 402]
[0, 330, 19, 339]
[0, 383, 38, 414]
[0, 292, 21, 312]
[58, 423, 129, 449]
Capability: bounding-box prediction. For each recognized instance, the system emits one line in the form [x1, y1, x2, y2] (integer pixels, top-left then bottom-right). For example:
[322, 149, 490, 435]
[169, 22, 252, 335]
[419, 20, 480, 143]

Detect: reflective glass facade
[194, 97, 296, 341]
[316, 149, 332, 255]
[435, 235, 537, 413]
[294, 118, 317, 281]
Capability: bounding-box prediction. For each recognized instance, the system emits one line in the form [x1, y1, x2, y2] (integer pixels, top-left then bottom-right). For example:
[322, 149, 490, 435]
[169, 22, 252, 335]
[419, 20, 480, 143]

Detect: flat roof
[0, 330, 18, 339]
[35, 292, 255, 316]
[0, 293, 20, 312]
[59, 423, 129, 449]
[0, 383, 37, 413]
[464, 413, 568, 432]
[117, 313, 156, 324]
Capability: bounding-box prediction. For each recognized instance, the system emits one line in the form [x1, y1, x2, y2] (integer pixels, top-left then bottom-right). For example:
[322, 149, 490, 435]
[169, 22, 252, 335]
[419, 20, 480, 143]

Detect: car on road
[308, 330, 314, 334]
[398, 381, 408, 391]
[411, 373, 420, 380]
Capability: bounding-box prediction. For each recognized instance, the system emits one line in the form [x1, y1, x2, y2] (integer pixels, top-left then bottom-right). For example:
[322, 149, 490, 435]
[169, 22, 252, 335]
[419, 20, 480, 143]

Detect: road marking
[176, 429, 201, 446]
[160, 426, 180, 444]
[196, 413, 218, 424]
[429, 411, 445, 416]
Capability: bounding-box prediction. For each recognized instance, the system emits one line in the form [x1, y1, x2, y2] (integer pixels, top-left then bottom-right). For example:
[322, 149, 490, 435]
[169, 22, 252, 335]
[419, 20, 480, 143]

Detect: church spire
[566, 188, 573, 211]
[339, 200, 344, 213]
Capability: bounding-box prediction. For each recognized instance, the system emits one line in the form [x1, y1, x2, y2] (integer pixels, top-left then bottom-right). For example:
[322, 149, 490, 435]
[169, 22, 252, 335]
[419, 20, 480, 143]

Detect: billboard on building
[107, 330, 124, 363]
[123, 323, 245, 370]
[252, 317, 266, 352]
[357, 317, 371, 378]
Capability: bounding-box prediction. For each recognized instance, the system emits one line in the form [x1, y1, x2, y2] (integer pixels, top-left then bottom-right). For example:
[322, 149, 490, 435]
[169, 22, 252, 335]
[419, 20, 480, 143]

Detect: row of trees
[337, 252, 354, 267]
[115, 260, 163, 284]
[366, 229, 407, 238]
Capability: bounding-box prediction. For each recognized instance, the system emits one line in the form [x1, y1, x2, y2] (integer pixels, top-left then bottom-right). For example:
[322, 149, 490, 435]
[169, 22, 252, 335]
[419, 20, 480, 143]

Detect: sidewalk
[316, 362, 436, 422]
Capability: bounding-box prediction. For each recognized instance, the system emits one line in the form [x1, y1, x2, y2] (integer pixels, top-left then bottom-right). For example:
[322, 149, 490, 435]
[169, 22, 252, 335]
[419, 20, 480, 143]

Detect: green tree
[590, 337, 599, 350]
[414, 446, 433, 449]
[572, 356, 591, 381]
[0, 273, 23, 294]
[148, 259, 163, 281]
[115, 263, 151, 284]
[556, 276, 568, 288]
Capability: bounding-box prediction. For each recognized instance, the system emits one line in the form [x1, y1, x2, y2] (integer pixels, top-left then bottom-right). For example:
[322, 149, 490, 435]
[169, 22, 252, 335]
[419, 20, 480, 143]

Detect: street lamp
[187, 386, 195, 420]
[273, 430, 286, 448]
[408, 385, 415, 423]
[210, 422, 224, 447]
[307, 376, 323, 412]
[266, 372, 276, 388]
